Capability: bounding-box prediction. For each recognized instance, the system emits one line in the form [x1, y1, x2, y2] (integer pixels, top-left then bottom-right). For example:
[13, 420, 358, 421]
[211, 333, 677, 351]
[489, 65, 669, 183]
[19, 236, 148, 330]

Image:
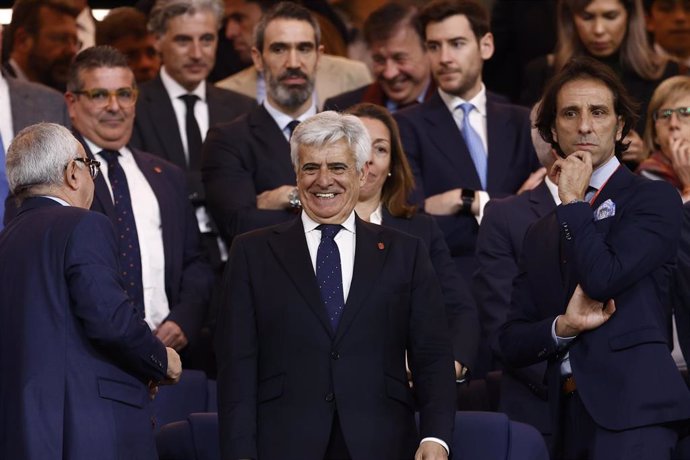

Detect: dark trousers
[324, 412, 351, 460]
[561, 391, 678, 460]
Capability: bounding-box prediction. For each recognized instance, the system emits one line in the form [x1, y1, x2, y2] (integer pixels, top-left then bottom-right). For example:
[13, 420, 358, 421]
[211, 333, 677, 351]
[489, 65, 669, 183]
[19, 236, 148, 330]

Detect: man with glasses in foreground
[65, 46, 214, 361]
[0, 122, 182, 459]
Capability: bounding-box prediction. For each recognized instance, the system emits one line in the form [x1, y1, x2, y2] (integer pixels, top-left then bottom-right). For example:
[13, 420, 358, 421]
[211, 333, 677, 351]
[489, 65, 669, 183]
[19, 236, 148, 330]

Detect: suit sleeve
[216, 237, 258, 459]
[65, 211, 168, 382]
[672, 203, 690, 363]
[425, 216, 479, 369]
[202, 123, 295, 243]
[407, 238, 457, 445]
[164, 167, 214, 344]
[473, 199, 518, 357]
[557, 180, 682, 300]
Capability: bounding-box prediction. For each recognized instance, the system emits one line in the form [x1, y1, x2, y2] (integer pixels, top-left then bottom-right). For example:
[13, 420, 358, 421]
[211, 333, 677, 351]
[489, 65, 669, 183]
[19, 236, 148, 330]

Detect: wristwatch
[459, 188, 475, 216]
[288, 187, 302, 211]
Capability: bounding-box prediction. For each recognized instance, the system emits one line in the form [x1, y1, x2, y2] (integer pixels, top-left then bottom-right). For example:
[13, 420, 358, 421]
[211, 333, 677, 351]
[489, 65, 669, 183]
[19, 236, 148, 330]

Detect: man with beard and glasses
[130, 0, 255, 272]
[203, 1, 324, 244]
[3, 0, 80, 92]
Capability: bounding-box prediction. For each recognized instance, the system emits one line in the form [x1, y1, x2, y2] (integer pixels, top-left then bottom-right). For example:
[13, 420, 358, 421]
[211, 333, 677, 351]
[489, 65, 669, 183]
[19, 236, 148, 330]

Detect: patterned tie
[286, 119, 300, 139]
[179, 94, 203, 170]
[0, 133, 7, 231]
[458, 102, 488, 190]
[100, 150, 144, 310]
[316, 224, 345, 330]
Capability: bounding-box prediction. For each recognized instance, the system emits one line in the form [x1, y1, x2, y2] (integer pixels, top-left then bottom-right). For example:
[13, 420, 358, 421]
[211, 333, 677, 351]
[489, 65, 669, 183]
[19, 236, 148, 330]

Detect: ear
[615, 116, 624, 142]
[479, 32, 494, 60]
[12, 27, 34, 54]
[359, 162, 369, 185]
[251, 46, 264, 72]
[551, 125, 559, 145]
[64, 161, 80, 191]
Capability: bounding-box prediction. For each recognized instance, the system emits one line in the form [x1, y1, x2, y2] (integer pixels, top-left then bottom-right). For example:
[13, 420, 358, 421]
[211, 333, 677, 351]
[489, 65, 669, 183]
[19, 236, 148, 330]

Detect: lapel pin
[153, 166, 162, 174]
[378, 242, 385, 250]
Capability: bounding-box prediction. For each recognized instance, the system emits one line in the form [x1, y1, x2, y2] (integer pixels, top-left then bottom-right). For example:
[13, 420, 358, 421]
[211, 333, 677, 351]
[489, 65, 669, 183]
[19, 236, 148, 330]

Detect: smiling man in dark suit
[216, 111, 456, 460]
[0, 122, 181, 460]
[394, 0, 539, 284]
[499, 57, 690, 460]
[65, 46, 213, 360]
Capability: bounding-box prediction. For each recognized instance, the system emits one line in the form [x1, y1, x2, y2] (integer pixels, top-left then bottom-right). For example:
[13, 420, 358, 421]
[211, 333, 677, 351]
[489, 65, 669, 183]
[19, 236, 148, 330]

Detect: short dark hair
[536, 56, 639, 157]
[7, 0, 79, 52]
[67, 46, 133, 93]
[363, 3, 424, 48]
[254, 1, 321, 52]
[418, 0, 490, 41]
[96, 7, 150, 46]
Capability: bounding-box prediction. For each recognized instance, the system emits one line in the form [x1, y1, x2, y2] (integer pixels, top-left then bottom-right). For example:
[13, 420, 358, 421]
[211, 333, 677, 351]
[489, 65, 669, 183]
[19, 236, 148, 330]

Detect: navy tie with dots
[286, 119, 300, 139]
[316, 224, 345, 331]
[100, 150, 144, 311]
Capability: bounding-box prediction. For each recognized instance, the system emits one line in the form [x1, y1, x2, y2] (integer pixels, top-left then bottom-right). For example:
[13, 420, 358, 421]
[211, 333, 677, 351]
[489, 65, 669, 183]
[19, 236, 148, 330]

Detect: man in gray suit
[0, 23, 70, 228]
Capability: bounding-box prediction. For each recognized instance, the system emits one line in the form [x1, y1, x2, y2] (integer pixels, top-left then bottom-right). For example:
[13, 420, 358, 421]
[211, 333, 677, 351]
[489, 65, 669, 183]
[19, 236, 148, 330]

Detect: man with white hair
[216, 111, 456, 460]
[0, 122, 181, 460]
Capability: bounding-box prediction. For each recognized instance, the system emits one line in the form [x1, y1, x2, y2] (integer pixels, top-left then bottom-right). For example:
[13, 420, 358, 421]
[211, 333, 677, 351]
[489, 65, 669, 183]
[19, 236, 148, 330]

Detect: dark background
[0, 1, 136, 8]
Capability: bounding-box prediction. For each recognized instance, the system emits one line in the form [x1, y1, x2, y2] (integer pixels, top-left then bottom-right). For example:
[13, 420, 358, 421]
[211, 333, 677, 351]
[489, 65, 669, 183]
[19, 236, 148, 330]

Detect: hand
[620, 130, 647, 165]
[424, 189, 469, 216]
[517, 167, 547, 194]
[256, 185, 295, 210]
[555, 285, 616, 337]
[454, 361, 466, 381]
[148, 380, 159, 400]
[415, 440, 448, 460]
[154, 320, 188, 351]
[669, 137, 690, 195]
[163, 347, 182, 385]
[552, 151, 592, 204]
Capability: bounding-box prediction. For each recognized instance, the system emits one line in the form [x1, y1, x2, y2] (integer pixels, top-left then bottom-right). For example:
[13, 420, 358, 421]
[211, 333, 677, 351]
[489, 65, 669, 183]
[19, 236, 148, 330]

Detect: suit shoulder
[323, 84, 369, 111]
[8, 77, 63, 100]
[208, 85, 256, 107]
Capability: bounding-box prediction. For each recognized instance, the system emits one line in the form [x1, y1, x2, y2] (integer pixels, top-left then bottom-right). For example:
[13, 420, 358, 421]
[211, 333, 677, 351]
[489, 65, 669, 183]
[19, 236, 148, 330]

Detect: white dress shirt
[0, 73, 14, 145]
[87, 139, 170, 330]
[263, 98, 318, 142]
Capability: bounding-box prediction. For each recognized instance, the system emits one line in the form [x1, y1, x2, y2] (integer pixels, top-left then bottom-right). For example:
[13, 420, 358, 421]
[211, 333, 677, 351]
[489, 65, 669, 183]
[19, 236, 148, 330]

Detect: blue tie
[316, 224, 345, 330]
[100, 150, 144, 310]
[0, 133, 7, 230]
[458, 103, 488, 190]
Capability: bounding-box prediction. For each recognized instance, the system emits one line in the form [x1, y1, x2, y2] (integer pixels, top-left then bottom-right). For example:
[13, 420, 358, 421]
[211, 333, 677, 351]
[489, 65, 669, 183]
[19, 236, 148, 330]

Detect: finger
[604, 299, 616, 317]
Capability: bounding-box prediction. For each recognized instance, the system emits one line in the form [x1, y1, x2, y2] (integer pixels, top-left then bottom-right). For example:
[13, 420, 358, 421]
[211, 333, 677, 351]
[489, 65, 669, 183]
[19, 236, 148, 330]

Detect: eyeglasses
[72, 87, 138, 108]
[653, 107, 690, 124]
[73, 157, 101, 179]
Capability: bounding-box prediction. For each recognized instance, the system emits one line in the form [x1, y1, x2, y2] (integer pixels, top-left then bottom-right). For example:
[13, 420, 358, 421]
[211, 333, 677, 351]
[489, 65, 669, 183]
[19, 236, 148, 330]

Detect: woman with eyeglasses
[521, 0, 678, 168]
[639, 75, 690, 202]
[346, 102, 479, 384]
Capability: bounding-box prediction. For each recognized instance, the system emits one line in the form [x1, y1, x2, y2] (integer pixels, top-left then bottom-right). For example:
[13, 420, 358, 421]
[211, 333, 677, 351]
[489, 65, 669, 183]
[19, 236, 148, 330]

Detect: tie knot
[99, 149, 120, 166]
[318, 224, 341, 240]
[458, 102, 475, 116]
[286, 120, 300, 137]
[179, 94, 200, 109]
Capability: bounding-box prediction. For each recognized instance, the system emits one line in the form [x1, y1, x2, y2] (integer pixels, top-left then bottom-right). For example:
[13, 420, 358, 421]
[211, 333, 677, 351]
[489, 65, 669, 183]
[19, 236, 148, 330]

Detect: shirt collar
[590, 154, 620, 190]
[8, 59, 28, 81]
[41, 195, 71, 206]
[438, 83, 487, 116]
[301, 210, 357, 235]
[386, 78, 432, 112]
[82, 136, 131, 159]
[263, 98, 318, 132]
[159, 66, 206, 101]
[544, 176, 561, 205]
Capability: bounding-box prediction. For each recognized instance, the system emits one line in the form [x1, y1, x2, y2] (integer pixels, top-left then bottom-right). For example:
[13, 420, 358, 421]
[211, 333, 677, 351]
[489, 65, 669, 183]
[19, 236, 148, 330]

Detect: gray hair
[290, 111, 371, 172]
[6, 123, 81, 199]
[148, 0, 224, 36]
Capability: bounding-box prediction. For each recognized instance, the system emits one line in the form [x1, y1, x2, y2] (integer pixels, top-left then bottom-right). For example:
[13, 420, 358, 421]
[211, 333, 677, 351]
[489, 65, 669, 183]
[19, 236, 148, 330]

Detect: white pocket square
[594, 199, 616, 221]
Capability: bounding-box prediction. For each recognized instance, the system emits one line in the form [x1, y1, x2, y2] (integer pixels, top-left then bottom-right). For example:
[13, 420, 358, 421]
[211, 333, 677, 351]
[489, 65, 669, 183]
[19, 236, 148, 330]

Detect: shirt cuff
[420, 437, 450, 455]
[551, 315, 577, 346]
[475, 190, 490, 224]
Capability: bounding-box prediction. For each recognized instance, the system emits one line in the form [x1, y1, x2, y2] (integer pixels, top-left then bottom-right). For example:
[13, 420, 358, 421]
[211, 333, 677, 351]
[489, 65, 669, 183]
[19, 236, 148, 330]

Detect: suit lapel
[144, 77, 187, 168]
[269, 219, 334, 337]
[590, 165, 633, 210]
[422, 93, 482, 189]
[530, 181, 557, 218]
[249, 105, 291, 165]
[334, 218, 389, 344]
[486, 99, 512, 192]
[206, 85, 223, 126]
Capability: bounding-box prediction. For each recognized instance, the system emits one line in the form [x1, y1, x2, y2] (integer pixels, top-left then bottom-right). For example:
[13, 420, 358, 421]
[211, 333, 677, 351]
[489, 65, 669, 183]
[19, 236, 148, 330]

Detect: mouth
[185, 64, 207, 72]
[314, 192, 337, 199]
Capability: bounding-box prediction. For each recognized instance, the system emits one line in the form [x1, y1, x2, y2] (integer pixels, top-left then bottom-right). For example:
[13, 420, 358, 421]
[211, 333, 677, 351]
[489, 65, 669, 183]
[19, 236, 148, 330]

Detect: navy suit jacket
[82, 137, 214, 345]
[474, 181, 555, 434]
[130, 75, 255, 202]
[673, 203, 690, 364]
[0, 198, 167, 459]
[202, 104, 298, 244]
[382, 207, 479, 370]
[216, 216, 456, 460]
[499, 166, 690, 433]
[395, 91, 539, 280]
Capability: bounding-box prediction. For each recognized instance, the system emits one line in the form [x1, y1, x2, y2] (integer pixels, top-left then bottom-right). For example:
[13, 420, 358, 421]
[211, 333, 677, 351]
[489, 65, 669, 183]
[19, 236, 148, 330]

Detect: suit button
[330, 351, 339, 360]
[325, 392, 335, 402]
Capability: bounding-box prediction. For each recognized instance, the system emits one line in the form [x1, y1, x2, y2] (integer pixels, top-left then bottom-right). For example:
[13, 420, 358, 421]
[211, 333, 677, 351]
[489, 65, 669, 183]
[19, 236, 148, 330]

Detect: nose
[105, 92, 121, 112]
[190, 39, 203, 59]
[225, 20, 240, 40]
[668, 111, 682, 129]
[592, 18, 605, 35]
[439, 43, 453, 63]
[578, 113, 593, 134]
[286, 47, 299, 68]
[381, 59, 399, 80]
[315, 167, 334, 187]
